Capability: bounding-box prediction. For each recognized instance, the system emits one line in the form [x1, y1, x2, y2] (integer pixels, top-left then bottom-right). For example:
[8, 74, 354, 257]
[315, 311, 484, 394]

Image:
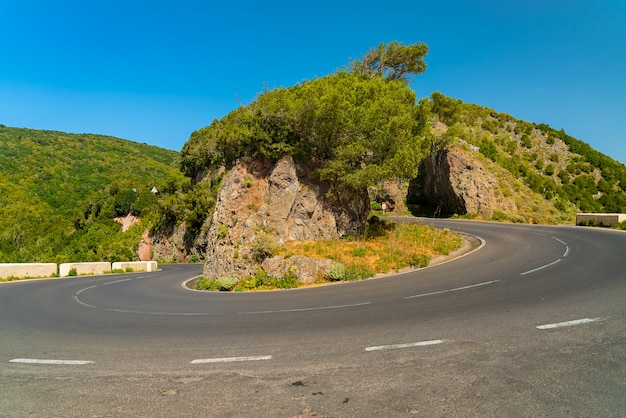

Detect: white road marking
[72, 295, 95, 308]
[552, 237, 570, 257]
[103, 278, 133, 285]
[75, 285, 97, 295]
[404, 280, 500, 299]
[365, 339, 446, 352]
[148, 311, 208, 316]
[520, 258, 562, 276]
[536, 317, 606, 330]
[10, 358, 93, 365]
[244, 301, 371, 314]
[191, 355, 272, 364]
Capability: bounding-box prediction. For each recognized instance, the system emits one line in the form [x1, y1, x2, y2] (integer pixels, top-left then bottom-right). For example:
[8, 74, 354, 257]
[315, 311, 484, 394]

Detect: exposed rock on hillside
[409, 146, 516, 218]
[203, 155, 369, 283]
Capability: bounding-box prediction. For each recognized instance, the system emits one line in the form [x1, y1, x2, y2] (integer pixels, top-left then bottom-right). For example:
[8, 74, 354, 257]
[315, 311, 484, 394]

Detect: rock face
[409, 146, 514, 218]
[203, 155, 369, 283]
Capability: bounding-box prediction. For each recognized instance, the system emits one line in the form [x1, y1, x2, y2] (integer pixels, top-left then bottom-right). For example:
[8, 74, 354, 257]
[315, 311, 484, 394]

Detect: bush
[217, 276, 238, 290]
[325, 262, 346, 281]
[249, 233, 276, 262]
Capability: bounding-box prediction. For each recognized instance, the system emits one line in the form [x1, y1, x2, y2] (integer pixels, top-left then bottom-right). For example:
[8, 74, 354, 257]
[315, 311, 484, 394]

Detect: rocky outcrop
[203, 155, 369, 283]
[409, 146, 515, 218]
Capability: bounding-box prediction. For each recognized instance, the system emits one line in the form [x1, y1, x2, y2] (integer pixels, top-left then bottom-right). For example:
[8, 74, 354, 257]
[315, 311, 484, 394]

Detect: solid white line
[244, 301, 371, 314]
[536, 317, 606, 330]
[365, 339, 446, 352]
[10, 358, 93, 365]
[520, 258, 562, 276]
[404, 280, 500, 299]
[191, 355, 272, 364]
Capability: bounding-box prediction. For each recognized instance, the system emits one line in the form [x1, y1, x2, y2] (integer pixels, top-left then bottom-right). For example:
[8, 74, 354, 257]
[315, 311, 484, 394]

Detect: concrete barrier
[111, 261, 158, 272]
[576, 213, 626, 227]
[0, 263, 58, 279]
[59, 262, 112, 277]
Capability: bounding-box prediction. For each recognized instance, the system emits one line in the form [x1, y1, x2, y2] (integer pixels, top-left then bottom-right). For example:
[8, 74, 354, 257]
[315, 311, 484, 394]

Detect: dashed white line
[72, 295, 95, 308]
[10, 358, 93, 365]
[148, 311, 208, 316]
[365, 339, 446, 352]
[102, 278, 133, 285]
[75, 285, 97, 295]
[552, 237, 570, 257]
[520, 258, 562, 276]
[244, 301, 371, 314]
[404, 280, 500, 299]
[191, 355, 272, 364]
[536, 317, 606, 330]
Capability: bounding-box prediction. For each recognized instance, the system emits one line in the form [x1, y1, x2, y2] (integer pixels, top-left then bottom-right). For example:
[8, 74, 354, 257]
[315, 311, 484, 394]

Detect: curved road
[1, 220, 624, 417]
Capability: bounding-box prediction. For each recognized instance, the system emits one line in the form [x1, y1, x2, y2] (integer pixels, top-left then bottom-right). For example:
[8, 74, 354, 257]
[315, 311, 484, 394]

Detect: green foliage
[182, 71, 428, 196]
[325, 262, 346, 281]
[348, 41, 429, 82]
[249, 233, 277, 262]
[197, 270, 301, 291]
[0, 126, 185, 263]
[479, 137, 498, 162]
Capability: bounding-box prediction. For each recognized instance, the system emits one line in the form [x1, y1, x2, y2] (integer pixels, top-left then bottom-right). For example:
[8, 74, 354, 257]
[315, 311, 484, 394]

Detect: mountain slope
[0, 125, 185, 263]
[416, 93, 626, 220]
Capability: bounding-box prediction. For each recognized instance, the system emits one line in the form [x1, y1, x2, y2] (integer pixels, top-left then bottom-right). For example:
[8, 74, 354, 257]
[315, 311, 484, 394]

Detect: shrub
[68, 268, 78, 277]
[325, 262, 346, 281]
[249, 233, 276, 262]
[195, 277, 221, 291]
[217, 276, 238, 290]
[409, 253, 430, 268]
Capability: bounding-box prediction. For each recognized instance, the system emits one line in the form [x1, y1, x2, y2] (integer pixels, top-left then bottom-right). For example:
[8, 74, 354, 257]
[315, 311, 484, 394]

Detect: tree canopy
[348, 41, 429, 83]
[182, 70, 430, 193]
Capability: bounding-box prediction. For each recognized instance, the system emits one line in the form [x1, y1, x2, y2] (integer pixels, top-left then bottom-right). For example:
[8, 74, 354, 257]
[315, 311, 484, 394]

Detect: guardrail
[0, 263, 58, 280]
[0, 261, 159, 280]
[576, 213, 626, 227]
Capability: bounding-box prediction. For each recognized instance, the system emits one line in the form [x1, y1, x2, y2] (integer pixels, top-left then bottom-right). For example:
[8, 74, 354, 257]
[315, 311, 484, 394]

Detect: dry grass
[278, 219, 462, 276]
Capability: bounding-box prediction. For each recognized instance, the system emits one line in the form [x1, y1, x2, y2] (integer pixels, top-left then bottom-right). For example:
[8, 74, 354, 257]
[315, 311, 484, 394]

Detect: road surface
[1, 220, 624, 417]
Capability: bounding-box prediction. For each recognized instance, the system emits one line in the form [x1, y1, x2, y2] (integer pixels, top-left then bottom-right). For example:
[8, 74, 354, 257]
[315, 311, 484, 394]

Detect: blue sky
[1, 1, 625, 163]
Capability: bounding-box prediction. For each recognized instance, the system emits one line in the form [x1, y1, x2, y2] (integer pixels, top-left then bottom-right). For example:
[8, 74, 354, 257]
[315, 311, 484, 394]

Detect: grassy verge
[196, 217, 463, 291]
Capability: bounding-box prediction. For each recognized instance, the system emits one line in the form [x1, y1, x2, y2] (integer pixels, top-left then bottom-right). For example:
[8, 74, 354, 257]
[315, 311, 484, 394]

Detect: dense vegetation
[181, 42, 431, 199]
[0, 125, 186, 262]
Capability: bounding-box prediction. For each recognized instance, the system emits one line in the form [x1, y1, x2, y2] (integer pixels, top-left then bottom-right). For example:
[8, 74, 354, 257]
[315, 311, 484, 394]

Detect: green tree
[348, 41, 428, 82]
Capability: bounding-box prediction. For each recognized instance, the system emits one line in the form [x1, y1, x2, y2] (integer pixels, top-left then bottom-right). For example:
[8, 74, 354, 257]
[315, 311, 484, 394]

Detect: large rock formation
[203, 155, 369, 283]
[409, 146, 515, 218]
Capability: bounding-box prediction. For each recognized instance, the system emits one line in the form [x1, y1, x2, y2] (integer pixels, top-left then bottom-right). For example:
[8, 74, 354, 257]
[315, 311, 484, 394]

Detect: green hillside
[423, 93, 626, 216]
[0, 125, 185, 263]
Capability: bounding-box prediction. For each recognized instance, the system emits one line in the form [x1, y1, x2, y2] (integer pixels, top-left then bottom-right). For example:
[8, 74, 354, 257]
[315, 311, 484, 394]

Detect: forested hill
[0, 125, 185, 263]
[0, 125, 182, 216]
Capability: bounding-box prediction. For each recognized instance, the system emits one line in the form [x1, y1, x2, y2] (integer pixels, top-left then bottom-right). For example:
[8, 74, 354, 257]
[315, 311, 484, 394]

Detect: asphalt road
[1, 219, 625, 417]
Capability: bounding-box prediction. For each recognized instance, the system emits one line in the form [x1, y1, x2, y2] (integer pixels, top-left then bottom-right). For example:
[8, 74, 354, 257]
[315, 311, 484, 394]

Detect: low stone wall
[112, 261, 158, 272]
[576, 213, 626, 227]
[59, 262, 112, 277]
[0, 263, 58, 279]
